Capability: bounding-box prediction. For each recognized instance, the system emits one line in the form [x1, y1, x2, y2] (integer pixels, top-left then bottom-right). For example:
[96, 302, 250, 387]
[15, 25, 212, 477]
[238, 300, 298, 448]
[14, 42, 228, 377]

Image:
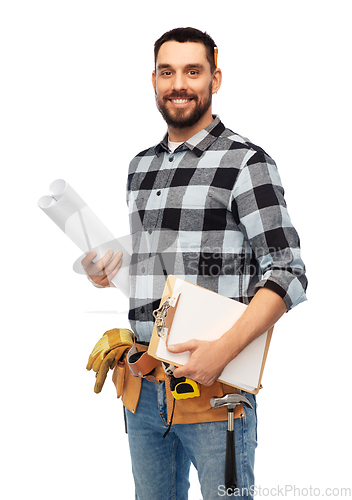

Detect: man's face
[152, 41, 220, 132]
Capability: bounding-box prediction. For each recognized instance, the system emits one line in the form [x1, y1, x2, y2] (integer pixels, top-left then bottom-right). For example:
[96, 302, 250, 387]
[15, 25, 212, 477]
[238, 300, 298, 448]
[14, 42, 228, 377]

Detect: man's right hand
[81, 250, 123, 288]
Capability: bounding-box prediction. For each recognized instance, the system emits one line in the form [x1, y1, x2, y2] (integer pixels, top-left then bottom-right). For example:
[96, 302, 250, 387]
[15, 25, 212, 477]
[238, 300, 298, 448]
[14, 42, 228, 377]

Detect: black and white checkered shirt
[127, 116, 307, 342]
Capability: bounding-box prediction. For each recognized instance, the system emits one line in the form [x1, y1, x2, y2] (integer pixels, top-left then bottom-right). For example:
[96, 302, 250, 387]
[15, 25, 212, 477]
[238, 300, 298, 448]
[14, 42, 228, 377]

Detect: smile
[171, 99, 192, 104]
[168, 98, 194, 109]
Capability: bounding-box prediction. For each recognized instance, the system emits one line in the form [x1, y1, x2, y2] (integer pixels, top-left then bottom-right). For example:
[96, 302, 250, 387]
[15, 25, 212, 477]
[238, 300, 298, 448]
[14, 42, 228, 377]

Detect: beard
[155, 83, 213, 129]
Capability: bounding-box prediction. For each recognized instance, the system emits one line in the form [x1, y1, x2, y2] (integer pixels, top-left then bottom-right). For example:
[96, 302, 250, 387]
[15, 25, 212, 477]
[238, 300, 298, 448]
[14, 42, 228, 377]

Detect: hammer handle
[225, 428, 237, 491]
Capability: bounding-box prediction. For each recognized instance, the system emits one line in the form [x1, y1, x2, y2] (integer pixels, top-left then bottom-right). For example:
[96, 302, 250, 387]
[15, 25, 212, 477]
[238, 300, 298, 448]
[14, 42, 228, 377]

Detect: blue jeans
[125, 379, 257, 500]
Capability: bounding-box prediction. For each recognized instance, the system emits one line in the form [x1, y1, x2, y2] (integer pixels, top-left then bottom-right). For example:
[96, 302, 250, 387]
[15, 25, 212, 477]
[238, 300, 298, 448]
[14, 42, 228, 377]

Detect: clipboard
[148, 275, 274, 394]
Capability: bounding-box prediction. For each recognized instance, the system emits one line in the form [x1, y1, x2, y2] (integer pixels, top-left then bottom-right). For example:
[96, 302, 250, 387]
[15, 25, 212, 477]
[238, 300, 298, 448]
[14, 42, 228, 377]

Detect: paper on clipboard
[148, 276, 273, 394]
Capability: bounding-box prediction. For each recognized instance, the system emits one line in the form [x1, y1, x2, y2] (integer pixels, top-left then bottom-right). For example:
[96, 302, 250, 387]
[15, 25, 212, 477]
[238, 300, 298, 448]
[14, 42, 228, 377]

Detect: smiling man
[152, 39, 221, 139]
[85, 27, 307, 500]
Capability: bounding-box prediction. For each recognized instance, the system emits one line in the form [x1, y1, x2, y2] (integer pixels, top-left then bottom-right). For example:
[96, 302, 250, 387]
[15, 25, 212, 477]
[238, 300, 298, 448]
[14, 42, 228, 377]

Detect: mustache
[163, 91, 198, 101]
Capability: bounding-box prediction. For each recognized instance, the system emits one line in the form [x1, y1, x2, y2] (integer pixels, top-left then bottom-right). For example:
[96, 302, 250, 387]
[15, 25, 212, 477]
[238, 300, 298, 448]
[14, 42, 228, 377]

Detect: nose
[172, 71, 188, 92]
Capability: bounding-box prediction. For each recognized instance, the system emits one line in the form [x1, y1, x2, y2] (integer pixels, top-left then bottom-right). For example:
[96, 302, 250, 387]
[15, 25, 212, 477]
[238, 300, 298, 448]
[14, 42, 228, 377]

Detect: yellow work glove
[86, 328, 133, 393]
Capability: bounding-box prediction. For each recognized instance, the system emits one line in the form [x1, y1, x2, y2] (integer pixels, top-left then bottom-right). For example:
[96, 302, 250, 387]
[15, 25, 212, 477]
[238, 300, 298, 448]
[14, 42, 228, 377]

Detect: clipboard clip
[152, 294, 180, 338]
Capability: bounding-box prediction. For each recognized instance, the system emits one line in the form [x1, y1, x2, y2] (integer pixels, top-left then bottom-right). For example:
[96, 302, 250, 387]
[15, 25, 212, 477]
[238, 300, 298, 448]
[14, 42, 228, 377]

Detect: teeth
[172, 99, 190, 104]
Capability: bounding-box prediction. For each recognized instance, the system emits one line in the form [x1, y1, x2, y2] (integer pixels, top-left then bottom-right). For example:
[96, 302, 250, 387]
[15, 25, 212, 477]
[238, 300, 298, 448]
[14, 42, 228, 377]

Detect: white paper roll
[38, 179, 131, 296]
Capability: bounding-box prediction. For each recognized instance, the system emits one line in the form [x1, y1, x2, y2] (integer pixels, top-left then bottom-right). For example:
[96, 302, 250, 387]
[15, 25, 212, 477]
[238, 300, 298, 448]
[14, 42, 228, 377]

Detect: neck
[167, 109, 214, 142]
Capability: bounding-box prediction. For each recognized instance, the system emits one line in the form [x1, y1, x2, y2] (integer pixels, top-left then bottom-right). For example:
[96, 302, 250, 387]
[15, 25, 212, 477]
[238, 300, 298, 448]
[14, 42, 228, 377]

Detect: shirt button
[156, 190, 161, 196]
[141, 267, 146, 273]
[169, 157, 174, 162]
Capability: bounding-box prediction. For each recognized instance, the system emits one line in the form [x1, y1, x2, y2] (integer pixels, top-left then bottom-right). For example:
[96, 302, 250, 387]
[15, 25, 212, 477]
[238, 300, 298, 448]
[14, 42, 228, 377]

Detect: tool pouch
[111, 360, 126, 399]
[127, 343, 161, 381]
[112, 359, 142, 414]
[171, 380, 244, 425]
[112, 342, 164, 414]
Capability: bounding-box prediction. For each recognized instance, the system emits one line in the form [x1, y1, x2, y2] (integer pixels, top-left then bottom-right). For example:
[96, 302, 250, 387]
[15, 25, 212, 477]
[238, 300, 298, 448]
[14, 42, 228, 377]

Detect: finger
[92, 251, 123, 287]
[87, 250, 115, 277]
[167, 340, 195, 353]
[94, 351, 116, 393]
[172, 365, 186, 378]
[92, 352, 105, 373]
[105, 265, 119, 287]
[86, 353, 99, 371]
[104, 251, 123, 277]
[81, 251, 97, 270]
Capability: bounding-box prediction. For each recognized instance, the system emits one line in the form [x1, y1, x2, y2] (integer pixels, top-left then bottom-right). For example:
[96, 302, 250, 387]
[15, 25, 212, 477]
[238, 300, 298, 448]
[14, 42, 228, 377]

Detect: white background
[1, 1, 351, 498]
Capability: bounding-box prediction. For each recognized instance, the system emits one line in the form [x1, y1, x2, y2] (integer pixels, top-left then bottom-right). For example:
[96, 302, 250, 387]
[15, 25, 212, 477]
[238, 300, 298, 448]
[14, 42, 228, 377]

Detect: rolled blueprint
[38, 179, 131, 296]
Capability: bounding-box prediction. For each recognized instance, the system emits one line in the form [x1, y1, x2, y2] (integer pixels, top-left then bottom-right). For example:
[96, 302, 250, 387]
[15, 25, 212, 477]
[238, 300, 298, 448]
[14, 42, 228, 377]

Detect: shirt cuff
[255, 270, 308, 311]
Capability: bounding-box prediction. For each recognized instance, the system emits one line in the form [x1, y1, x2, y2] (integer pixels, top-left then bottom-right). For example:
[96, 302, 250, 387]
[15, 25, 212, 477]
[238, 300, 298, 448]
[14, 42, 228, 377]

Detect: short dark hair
[154, 27, 217, 73]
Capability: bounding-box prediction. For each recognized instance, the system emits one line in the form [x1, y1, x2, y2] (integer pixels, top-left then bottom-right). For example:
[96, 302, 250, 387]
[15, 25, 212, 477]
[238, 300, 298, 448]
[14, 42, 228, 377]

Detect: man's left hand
[168, 339, 227, 386]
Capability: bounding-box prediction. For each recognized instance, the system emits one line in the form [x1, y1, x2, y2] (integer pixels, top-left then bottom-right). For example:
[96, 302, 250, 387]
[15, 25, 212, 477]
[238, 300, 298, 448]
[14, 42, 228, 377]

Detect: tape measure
[169, 375, 200, 400]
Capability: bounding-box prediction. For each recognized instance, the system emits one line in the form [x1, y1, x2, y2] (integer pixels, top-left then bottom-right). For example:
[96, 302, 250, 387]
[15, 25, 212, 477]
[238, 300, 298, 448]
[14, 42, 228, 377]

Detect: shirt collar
[155, 115, 226, 158]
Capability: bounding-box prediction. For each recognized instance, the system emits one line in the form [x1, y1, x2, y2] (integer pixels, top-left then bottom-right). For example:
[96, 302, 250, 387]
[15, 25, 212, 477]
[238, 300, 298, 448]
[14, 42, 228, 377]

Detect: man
[83, 28, 307, 499]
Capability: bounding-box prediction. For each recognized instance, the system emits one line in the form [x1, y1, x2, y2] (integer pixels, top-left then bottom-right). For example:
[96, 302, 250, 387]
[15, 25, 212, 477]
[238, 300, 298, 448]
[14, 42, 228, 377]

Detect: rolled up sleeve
[232, 149, 308, 310]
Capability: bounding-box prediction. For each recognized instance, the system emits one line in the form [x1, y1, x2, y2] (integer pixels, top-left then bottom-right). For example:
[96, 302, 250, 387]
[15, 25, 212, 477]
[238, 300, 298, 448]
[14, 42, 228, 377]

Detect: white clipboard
[148, 275, 273, 394]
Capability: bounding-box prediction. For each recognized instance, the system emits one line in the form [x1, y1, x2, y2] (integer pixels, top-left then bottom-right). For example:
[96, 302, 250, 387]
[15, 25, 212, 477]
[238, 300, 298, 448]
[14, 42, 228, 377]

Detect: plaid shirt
[127, 116, 307, 342]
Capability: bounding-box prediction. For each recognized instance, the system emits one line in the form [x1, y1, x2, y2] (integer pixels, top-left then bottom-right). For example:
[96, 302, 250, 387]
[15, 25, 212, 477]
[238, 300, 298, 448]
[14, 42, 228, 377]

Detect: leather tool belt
[112, 342, 245, 424]
[127, 342, 163, 384]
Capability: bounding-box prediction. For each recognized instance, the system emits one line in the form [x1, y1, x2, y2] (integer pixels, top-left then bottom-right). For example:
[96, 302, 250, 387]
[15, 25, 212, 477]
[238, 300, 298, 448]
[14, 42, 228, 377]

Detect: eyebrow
[156, 63, 206, 71]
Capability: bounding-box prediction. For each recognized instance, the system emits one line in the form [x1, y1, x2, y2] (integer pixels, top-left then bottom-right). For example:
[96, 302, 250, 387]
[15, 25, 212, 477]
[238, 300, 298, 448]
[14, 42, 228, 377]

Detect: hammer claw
[210, 393, 253, 410]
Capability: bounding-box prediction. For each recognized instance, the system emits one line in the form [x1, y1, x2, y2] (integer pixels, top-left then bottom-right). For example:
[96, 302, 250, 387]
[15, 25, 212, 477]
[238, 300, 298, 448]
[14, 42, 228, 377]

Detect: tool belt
[127, 343, 162, 383]
[112, 342, 245, 425]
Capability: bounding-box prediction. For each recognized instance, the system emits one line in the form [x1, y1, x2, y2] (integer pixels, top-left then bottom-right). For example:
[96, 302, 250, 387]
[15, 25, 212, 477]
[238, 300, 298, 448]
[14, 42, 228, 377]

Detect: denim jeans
[125, 378, 257, 500]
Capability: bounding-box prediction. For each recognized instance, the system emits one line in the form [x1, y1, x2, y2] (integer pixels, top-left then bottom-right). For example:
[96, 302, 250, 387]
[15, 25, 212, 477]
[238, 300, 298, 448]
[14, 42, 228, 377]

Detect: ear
[212, 68, 222, 94]
[152, 70, 156, 94]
